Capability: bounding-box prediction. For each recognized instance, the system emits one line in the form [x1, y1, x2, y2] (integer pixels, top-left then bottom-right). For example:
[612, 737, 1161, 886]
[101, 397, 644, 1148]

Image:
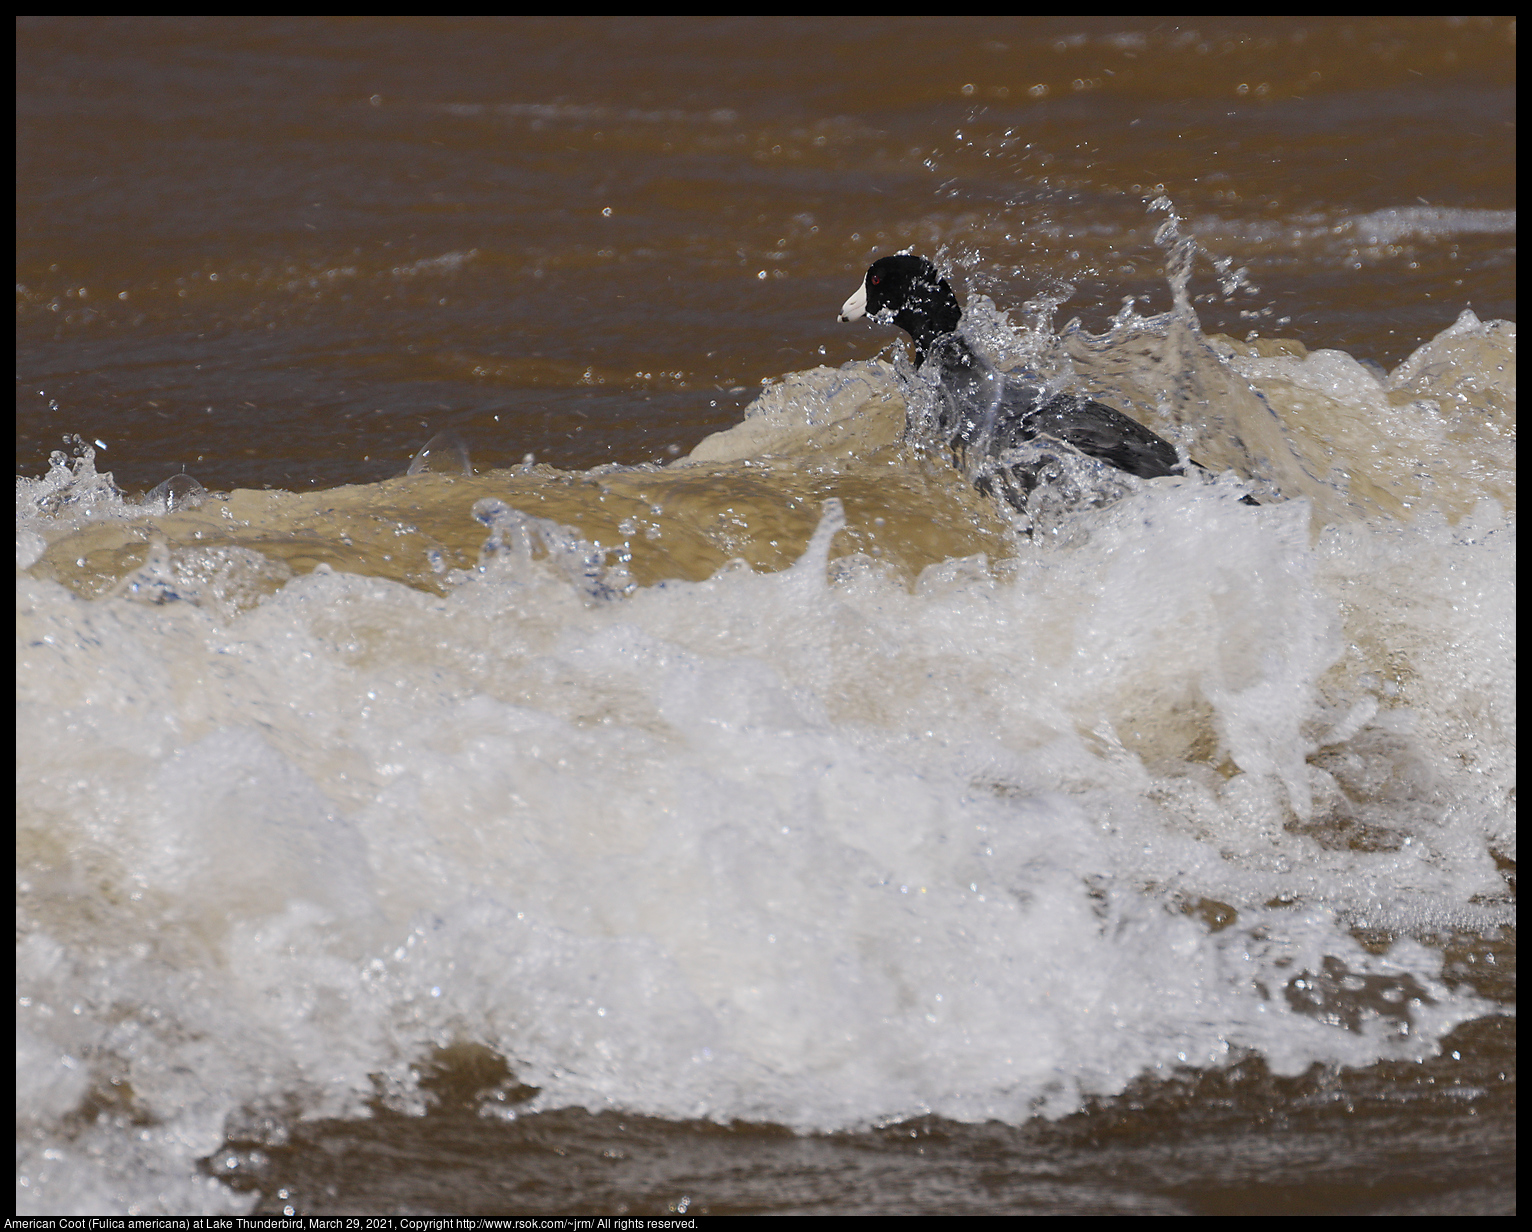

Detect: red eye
[870, 275, 881, 285]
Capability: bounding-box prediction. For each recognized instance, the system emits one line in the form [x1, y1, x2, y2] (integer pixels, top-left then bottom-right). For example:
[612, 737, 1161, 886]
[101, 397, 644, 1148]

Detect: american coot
[838, 253, 1256, 510]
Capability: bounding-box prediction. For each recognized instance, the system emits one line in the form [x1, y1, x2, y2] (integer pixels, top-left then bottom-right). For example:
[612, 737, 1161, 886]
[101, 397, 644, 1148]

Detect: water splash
[472, 498, 635, 601]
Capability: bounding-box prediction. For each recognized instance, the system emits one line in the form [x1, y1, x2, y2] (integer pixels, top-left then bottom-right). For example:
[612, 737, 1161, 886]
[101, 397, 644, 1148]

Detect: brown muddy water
[17, 16, 1515, 493]
[16, 17, 1514, 1217]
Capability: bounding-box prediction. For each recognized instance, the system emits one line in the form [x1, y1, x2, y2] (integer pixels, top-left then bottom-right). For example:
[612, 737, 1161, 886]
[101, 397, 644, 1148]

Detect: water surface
[16, 17, 1515, 1217]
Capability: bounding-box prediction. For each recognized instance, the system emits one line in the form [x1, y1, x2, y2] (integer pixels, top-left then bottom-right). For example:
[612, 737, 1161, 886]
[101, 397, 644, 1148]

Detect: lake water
[17, 17, 1515, 1216]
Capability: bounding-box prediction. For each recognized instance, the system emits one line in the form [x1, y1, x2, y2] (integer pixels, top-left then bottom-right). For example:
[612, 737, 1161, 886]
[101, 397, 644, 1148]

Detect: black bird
[838, 253, 1256, 510]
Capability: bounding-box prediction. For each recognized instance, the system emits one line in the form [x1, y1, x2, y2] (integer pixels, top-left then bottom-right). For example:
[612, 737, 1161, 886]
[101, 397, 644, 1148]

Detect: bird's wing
[1007, 391, 1183, 479]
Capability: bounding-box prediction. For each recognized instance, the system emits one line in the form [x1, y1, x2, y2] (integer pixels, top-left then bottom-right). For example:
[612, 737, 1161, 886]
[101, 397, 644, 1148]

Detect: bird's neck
[900, 302, 962, 367]
[911, 321, 971, 370]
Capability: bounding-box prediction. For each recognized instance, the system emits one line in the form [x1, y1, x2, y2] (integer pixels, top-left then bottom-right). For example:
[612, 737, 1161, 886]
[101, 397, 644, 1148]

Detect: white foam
[16, 315, 1514, 1214]
[1344, 207, 1517, 246]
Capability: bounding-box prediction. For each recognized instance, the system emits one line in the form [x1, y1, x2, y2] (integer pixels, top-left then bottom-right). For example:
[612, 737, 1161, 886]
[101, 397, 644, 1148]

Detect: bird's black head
[838, 254, 962, 365]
